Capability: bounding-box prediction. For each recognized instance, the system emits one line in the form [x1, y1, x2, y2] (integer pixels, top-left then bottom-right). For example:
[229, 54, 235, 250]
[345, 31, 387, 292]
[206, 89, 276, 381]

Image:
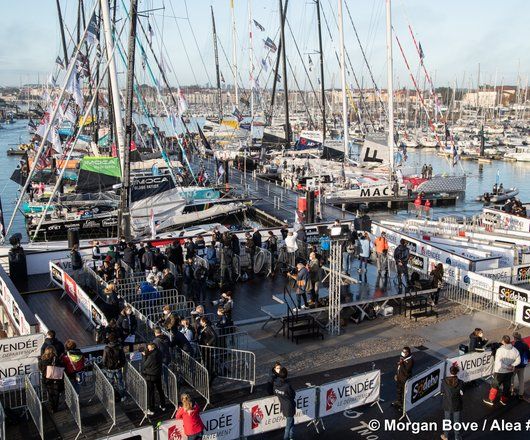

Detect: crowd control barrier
[25, 373, 44, 440]
[173, 349, 211, 409]
[163, 365, 179, 417]
[199, 345, 256, 393]
[50, 260, 109, 328]
[158, 369, 384, 439]
[64, 375, 83, 440]
[91, 364, 117, 433]
[0, 402, 5, 440]
[124, 361, 149, 425]
[95, 426, 155, 440]
[401, 361, 446, 422]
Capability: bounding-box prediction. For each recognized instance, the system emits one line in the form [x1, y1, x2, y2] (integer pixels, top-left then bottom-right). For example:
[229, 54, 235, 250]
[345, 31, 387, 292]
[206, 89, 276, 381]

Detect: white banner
[516, 300, 530, 328]
[0, 333, 44, 361]
[160, 404, 240, 440]
[318, 370, 380, 417]
[446, 351, 494, 382]
[96, 426, 154, 440]
[404, 362, 444, 412]
[242, 387, 317, 437]
[495, 281, 530, 307]
[0, 357, 39, 391]
[49, 261, 108, 327]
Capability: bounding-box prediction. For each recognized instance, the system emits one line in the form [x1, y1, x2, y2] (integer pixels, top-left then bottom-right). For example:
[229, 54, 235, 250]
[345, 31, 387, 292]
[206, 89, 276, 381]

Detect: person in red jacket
[175, 393, 205, 439]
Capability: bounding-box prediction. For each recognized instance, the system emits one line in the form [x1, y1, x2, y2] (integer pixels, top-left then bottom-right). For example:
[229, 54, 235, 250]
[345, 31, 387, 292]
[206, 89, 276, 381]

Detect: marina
[0, 0, 529, 439]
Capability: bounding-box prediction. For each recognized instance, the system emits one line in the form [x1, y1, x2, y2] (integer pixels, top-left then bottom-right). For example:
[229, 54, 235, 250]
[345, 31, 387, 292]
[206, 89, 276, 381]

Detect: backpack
[104, 345, 125, 370]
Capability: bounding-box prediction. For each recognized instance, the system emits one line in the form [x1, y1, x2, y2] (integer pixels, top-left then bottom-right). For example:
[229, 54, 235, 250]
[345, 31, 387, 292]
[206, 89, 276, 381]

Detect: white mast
[100, 0, 125, 174]
[248, 0, 254, 118]
[385, 0, 395, 171]
[231, 0, 239, 109]
[4, 1, 99, 239]
[337, 0, 349, 158]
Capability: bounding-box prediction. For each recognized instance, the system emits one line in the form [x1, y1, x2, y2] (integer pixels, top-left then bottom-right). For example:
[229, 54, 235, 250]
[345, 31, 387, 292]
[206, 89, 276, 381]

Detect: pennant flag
[220, 72, 225, 83]
[67, 74, 84, 109]
[48, 73, 57, 87]
[308, 55, 313, 71]
[76, 52, 90, 77]
[55, 56, 65, 69]
[198, 125, 211, 150]
[141, 47, 147, 70]
[276, 73, 282, 83]
[86, 14, 99, 45]
[264, 37, 277, 53]
[261, 58, 268, 71]
[51, 129, 63, 154]
[419, 42, 425, 60]
[177, 87, 188, 114]
[232, 107, 243, 121]
[253, 19, 265, 31]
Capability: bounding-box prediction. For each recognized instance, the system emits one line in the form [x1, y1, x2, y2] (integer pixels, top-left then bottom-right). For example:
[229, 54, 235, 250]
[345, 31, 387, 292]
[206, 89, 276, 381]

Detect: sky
[0, 0, 528, 90]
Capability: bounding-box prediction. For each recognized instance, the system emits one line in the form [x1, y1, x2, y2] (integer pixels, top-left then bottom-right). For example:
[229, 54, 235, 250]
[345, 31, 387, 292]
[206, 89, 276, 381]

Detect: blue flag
[264, 37, 277, 53]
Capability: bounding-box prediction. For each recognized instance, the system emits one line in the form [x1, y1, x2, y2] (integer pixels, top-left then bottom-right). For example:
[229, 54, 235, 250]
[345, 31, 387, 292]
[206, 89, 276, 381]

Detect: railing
[64, 375, 82, 440]
[198, 345, 256, 393]
[173, 349, 210, 409]
[92, 364, 116, 433]
[163, 365, 179, 417]
[124, 361, 149, 425]
[0, 402, 5, 440]
[0, 376, 28, 410]
[25, 373, 43, 440]
[217, 331, 250, 350]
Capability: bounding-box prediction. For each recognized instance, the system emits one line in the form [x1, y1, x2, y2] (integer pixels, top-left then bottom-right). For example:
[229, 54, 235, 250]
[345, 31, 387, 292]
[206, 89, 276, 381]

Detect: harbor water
[1, 120, 530, 241]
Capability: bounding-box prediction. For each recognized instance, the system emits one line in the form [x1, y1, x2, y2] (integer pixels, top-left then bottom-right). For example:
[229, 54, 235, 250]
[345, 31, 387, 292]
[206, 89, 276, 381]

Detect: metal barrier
[441, 271, 516, 323]
[128, 291, 186, 309]
[124, 361, 149, 425]
[0, 402, 5, 440]
[92, 364, 116, 433]
[163, 365, 179, 417]
[64, 375, 82, 440]
[25, 374, 44, 440]
[173, 349, 210, 409]
[0, 376, 27, 410]
[198, 345, 256, 392]
[217, 331, 249, 350]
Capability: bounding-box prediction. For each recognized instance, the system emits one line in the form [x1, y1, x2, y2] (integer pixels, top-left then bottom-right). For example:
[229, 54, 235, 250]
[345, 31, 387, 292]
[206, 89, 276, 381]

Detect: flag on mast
[149, 208, 156, 238]
[264, 37, 277, 52]
[147, 22, 154, 45]
[253, 19, 265, 31]
[418, 42, 425, 60]
[86, 14, 99, 45]
[55, 56, 65, 69]
[177, 88, 188, 115]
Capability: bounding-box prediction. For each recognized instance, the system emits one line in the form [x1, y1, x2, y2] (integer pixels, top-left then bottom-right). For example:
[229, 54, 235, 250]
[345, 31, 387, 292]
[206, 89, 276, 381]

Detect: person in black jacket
[198, 317, 217, 347]
[252, 228, 262, 248]
[273, 367, 296, 440]
[122, 242, 137, 270]
[266, 362, 282, 395]
[153, 327, 172, 388]
[469, 328, 487, 352]
[142, 343, 166, 415]
[70, 244, 83, 271]
[392, 347, 414, 411]
[159, 268, 176, 291]
[39, 346, 64, 413]
[142, 246, 155, 275]
[101, 333, 126, 400]
[117, 306, 137, 351]
[393, 239, 410, 291]
[40, 330, 65, 357]
[441, 365, 464, 440]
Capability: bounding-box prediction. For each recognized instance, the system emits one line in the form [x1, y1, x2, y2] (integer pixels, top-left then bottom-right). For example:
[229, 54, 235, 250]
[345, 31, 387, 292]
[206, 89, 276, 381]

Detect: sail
[359, 132, 390, 166]
[76, 156, 121, 192]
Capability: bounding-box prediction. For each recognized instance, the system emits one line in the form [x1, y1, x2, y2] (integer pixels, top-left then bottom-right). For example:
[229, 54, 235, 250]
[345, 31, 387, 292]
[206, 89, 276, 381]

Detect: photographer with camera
[287, 262, 310, 311]
[212, 291, 233, 323]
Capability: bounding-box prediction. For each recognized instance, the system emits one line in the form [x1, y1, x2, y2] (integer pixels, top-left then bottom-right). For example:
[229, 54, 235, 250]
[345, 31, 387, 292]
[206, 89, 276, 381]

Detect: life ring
[254, 252, 265, 273]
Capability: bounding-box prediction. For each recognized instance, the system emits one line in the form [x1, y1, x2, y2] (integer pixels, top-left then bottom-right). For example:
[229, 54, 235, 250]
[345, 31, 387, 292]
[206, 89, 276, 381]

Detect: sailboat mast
[55, 0, 69, 66]
[337, 0, 348, 158]
[248, 0, 254, 121]
[100, 0, 125, 173]
[316, 0, 326, 144]
[385, 0, 395, 171]
[230, 0, 239, 108]
[211, 6, 222, 121]
[279, 0, 291, 146]
[119, 0, 139, 239]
